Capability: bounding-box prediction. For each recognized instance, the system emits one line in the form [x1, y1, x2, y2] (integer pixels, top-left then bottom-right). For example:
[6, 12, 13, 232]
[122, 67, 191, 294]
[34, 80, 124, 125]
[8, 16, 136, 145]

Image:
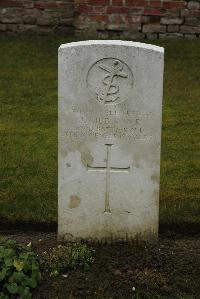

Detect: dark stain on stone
[69, 195, 81, 208]
[81, 148, 93, 167]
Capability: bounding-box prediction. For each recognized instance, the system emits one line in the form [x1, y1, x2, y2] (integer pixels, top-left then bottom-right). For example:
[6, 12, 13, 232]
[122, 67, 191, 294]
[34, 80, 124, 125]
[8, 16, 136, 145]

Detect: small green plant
[0, 239, 41, 299]
[40, 243, 94, 277]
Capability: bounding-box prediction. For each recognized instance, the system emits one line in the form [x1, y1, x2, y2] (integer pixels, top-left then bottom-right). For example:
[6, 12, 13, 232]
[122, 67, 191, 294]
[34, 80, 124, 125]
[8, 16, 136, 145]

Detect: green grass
[0, 36, 199, 226]
[157, 40, 200, 226]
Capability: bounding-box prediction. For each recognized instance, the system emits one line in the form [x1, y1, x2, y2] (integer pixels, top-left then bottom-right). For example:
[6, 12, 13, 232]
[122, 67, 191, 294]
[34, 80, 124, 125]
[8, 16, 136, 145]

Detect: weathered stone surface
[37, 15, 57, 26]
[23, 15, 36, 24]
[184, 33, 197, 39]
[59, 18, 74, 26]
[58, 40, 164, 242]
[181, 8, 200, 17]
[23, 1, 34, 9]
[180, 25, 200, 33]
[127, 32, 146, 39]
[146, 33, 158, 39]
[22, 24, 38, 33]
[106, 23, 127, 31]
[161, 17, 183, 25]
[159, 33, 183, 39]
[129, 23, 142, 32]
[1, 14, 22, 23]
[0, 23, 7, 31]
[168, 25, 180, 33]
[35, 25, 54, 34]
[6, 23, 21, 31]
[95, 30, 110, 39]
[55, 25, 74, 35]
[143, 24, 166, 33]
[188, 1, 200, 10]
[185, 17, 200, 26]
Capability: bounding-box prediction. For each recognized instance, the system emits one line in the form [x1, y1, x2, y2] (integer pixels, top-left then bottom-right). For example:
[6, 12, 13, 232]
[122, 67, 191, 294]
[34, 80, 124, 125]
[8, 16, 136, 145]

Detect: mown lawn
[0, 36, 199, 227]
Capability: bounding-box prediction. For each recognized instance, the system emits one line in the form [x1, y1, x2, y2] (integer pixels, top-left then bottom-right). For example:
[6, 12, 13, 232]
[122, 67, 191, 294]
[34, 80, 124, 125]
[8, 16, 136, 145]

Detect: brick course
[75, 0, 200, 39]
[0, 0, 74, 34]
[0, 0, 199, 38]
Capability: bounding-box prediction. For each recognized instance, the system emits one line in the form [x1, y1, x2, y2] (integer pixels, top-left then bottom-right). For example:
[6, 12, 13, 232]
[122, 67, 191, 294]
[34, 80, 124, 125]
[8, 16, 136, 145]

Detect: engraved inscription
[87, 58, 134, 105]
[65, 106, 153, 142]
[87, 144, 130, 213]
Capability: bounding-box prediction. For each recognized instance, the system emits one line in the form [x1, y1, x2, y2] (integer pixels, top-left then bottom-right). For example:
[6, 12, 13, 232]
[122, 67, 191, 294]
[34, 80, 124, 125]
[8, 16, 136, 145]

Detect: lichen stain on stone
[69, 195, 81, 208]
[80, 148, 93, 167]
[60, 139, 94, 167]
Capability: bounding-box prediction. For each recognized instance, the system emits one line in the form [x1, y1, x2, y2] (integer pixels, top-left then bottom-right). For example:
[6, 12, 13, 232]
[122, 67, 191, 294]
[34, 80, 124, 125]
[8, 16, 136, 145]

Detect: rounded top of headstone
[59, 40, 164, 54]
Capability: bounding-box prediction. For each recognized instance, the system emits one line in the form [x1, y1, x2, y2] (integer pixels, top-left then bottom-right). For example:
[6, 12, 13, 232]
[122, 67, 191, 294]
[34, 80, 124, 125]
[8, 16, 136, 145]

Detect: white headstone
[58, 40, 164, 242]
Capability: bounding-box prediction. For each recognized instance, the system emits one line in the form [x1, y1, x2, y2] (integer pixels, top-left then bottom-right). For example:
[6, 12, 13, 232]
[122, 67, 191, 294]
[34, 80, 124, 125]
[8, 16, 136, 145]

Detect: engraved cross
[87, 144, 130, 213]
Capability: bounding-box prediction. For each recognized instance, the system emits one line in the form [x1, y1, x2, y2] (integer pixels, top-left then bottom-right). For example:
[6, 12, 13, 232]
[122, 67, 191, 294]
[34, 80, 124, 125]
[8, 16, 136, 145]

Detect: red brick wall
[0, 0, 74, 34]
[75, 0, 200, 39]
[0, 0, 199, 38]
